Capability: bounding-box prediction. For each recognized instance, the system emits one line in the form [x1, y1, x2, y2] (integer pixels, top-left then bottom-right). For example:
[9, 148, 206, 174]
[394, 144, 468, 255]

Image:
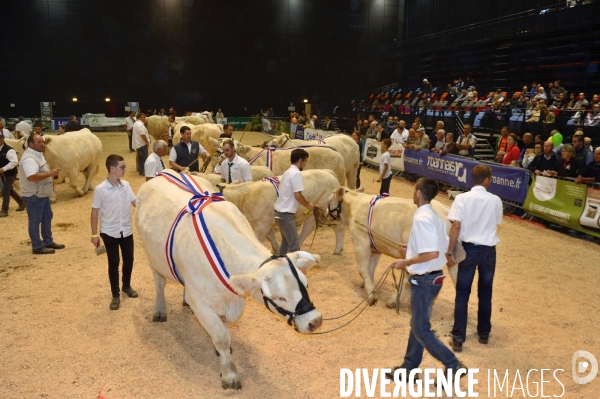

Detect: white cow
[209, 138, 346, 185]
[145, 115, 213, 141]
[218, 169, 344, 255]
[135, 171, 322, 389]
[266, 134, 360, 189]
[189, 166, 274, 186]
[326, 188, 466, 307]
[9, 131, 102, 202]
[173, 123, 224, 156]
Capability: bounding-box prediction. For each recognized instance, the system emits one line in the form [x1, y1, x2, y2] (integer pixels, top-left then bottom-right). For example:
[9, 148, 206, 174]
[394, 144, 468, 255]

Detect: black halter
[258, 255, 316, 326]
[327, 199, 343, 220]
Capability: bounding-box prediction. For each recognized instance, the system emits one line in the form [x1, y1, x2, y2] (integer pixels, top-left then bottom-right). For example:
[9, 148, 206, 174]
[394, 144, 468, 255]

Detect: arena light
[105, 97, 110, 102]
[303, 99, 308, 103]
[72, 97, 78, 102]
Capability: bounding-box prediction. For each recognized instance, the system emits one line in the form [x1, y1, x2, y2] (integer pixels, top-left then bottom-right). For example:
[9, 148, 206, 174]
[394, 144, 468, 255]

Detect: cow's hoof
[385, 300, 396, 309]
[221, 379, 242, 390]
[182, 299, 189, 307]
[333, 250, 343, 255]
[367, 295, 378, 306]
[152, 314, 167, 322]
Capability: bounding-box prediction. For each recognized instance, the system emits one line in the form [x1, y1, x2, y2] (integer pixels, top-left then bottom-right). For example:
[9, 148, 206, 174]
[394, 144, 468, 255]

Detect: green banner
[524, 176, 600, 237]
[218, 117, 252, 129]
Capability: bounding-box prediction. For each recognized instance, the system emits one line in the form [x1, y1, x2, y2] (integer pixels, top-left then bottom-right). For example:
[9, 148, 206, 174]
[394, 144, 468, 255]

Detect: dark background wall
[0, 0, 402, 118]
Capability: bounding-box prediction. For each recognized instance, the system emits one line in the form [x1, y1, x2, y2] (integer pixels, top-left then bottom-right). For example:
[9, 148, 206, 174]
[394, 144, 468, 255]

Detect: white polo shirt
[124, 116, 136, 131]
[220, 154, 252, 183]
[144, 152, 165, 178]
[92, 179, 136, 238]
[380, 151, 392, 178]
[391, 128, 408, 144]
[274, 165, 303, 213]
[1, 129, 14, 140]
[132, 120, 150, 150]
[405, 204, 449, 275]
[15, 121, 32, 137]
[447, 185, 502, 246]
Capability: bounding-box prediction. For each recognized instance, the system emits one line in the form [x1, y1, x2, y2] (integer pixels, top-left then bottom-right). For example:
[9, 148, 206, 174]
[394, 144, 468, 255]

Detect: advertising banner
[395, 149, 529, 203]
[362, 138, 405, 172]
[128, 102, 139, 112]
[294, 125, 304, 140]
[40, 102, 53, 132]
[84, 114, 126, 127]
[224, 117, 252, 129]
[524, 176, 600, 237]
[216, 118, 226, 125]
[53, 117, 81, 131]
[303, 128, 328, 141]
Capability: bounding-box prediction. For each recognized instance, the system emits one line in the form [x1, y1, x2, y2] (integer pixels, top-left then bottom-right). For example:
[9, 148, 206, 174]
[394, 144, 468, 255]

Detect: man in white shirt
[167, 115, 176, 148]
[91, 154, 138, 311]
[144, 140, 168, 181]
[19, 134, 65, 254]
[446, 164, 503, 351]
[220, 139, 252, 183]
[375, 138, 392, 195]
[169, 126, 207, 173]
[455, 123, 477, 157]
[0, 121, 14, 140]
[273, 149, 316, 255]
[122, 111, 136, 152]
[388, 178, 465, 380]
[132, 113, 150, 176]
[15, 116, 32, 139]
[390, 120, 408, 145]
[0, 133, 26, 217]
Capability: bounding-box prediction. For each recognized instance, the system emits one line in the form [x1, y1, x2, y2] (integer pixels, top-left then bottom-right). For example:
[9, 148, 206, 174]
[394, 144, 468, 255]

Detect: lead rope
[391, 268, 406, 315]
[313, 264, 394, 335]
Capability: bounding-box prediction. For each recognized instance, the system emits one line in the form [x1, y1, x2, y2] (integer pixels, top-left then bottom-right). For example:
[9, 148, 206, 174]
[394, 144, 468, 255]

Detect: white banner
[362, 138, 405, 172]
[82, 114, 127, 127]
[303, 128, 328, 141]
[216, 118, 227, 125]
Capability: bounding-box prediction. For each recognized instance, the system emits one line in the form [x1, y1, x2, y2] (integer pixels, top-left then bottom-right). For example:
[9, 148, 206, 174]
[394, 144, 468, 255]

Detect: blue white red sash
[317, 137, 326, 145]
[262, 176, 280, 196]
[248, 147, 275, 170]
[367, 193, 389, 252]
[158, 172, 237, 294]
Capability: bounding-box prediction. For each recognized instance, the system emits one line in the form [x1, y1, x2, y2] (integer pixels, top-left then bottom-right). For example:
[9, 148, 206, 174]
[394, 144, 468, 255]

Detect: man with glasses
[91, 155, 138, 311]
[220, 139, 251, 184]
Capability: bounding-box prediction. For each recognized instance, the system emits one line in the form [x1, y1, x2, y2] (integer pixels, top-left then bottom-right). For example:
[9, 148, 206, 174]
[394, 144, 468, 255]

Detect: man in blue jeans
[389, 178, 466, 379]
[18, 134, 65, 254]
[446, 164, 503, 351]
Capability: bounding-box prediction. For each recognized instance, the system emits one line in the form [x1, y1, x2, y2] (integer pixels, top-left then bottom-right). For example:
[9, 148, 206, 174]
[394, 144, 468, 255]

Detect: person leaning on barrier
[430, 129, 445, 152]
[455, 124, 477, 157]
[572, 133, 594, 174]
[547, 145, 579, 178]
[409, 127, 429, 150]
[528, 140, 558, 175]
[365, 121, 377, 139]
[438, 133, 457, 156]
[575, 148, 600, 184]
[523, 142, 543, 170]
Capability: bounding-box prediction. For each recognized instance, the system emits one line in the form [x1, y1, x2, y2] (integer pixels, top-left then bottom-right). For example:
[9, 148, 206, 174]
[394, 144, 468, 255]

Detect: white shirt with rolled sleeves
[405, 204, 449, 275]
[92, 179, 136, 239]
[168, 141, 207, 162]
[131, 120, 150, 150]
[144, 152, 165, 178]
[15, 121, 32, 137]
[447, 185, 502, 246]
[274, 164, 304, 213]
[0, 144, 18, 171]
[124, 116, 136, 131]
[380, 151, 392, 179]
[1, 129, 14, 140]
[220, 154, 252, 183]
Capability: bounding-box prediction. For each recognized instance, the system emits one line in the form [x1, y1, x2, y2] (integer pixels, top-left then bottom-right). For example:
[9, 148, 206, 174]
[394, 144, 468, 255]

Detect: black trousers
[356, 164, 362, 188]
[136, 146, 148, 176]
[380, 175, 392, 196]
[127, 129, 133, 151]
[1, 174, 24, 211]
[101, 233, 134, 297]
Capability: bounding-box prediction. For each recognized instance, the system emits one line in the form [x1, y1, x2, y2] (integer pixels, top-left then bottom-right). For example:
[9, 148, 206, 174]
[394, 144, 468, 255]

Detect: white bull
[135, 171, 322, 389]
[10, 131, 102, 202]
[266, 134, 360, 189]
[327, 188, 466, 307]
[145, 115, 212, 142]
[209, 138, 346, 185]
[218, 169, 344, 255]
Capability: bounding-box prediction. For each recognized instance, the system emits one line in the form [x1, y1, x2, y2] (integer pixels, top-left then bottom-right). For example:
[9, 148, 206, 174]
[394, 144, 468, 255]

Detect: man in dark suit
[64, 115, 82, 132]
[168, 126, 207, 173]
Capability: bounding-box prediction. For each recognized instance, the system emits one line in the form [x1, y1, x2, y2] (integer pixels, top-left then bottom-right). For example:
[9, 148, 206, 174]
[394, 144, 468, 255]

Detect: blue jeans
[401, 271, 459, 371]
[452, 245, 496, 343]
[22, 195, 54, 251]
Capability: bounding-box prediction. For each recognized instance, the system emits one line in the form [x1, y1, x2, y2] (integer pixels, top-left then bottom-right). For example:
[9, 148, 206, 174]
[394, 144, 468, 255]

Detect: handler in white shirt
[220, 139, 252, 183]
[15, 117, 32, 139]
[0, 121, 14, 140]
[446, 164, 502, 352]
[132, 113, 150, 176]
[144, 140, 168, 181]
[122, 111, 136, 152]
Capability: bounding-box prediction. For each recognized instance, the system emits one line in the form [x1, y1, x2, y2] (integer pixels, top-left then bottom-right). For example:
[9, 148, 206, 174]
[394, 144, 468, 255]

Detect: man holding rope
[169, 125, 207, 173]
[388, 177, 466, 380]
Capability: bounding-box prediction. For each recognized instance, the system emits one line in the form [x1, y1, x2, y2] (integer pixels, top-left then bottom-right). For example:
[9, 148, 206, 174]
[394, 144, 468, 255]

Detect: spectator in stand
[591, 94, 599, 105]
[530, 82, 538, 97]
[585, 103, 600, 126]
[569, 92, 589, 110]
[409, 127, 430, 150]
[351, 131, 363, 188]
[528, 141, 558, 175]
[64, 115, 82, 132]
[521, 86, 531, 99]
[406, 128, 417, 147]
[422, 79, 433, 96]
[534, 135, 544, 145]
[575, 148, 600, 184]
[375, 139, 392, 195]
[501, 134, 521, 165]
[15, 116, 32, 139]
[566, 92, 577, 109]
[523, 142, 543, 169]
[550, 80, 566, 102]
[525, 98, 538, 118]
[584, 137, 594, 152]
[509, 92, 521, 107]
[391, 120, 408, 145]
[495, 126, 510, 162]
[361, 120, 369, 137]
[542, 104, 555, 126]
[519, 133, 535, 160]
[525, 103, 543, 123]
[439, 133, 457, 156]
[534, 87, 547, 102]
[446, 83, 457, 99]
[548, 145, 579, 178]
[456, 89, 469, 102]
[366, 121, 377, 139]
[572, 133, 594, 174]
[323, 117, 334, 131]
[216, 109, 224, 119]
[376, 124, 390, 142]
[550, 92, 567, 110]
[455, 124, 477, 157]
[431, 129, 446, 152]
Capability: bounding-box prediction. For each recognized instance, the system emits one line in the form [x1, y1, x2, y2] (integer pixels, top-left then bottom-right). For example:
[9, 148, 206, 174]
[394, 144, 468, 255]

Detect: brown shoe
[450, 339, 463, 352]
[0, 210, 7, 218]
[45, 243, 65, 250]
[17, 203, 26, 211]
[122, 286, 138, 298]
[33, 247, 55, 254]
[110, 297, 120, 310]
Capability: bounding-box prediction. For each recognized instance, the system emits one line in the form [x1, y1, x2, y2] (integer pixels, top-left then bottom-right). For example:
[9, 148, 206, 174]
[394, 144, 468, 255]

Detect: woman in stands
[548, 145, 579, 178]
[438, 132, 457, 156]
[502, 134, 521, 165]
[567, 92, 577, 109]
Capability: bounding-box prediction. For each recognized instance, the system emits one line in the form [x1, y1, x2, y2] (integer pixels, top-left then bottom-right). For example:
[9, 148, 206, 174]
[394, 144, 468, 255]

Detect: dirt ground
[1, 131, 599, 398]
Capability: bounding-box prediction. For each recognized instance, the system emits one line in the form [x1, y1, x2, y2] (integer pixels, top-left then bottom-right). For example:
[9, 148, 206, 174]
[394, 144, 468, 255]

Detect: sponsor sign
[223, 117, 252, 129]
[128, 102, 139, 112]
[216, 117, 227, 125]
[294, 125, 304, 140]
[39, 102, 53, 131]
[362, 138, 405, 172]
[524, 176, 600, 237]
[53, 117, 81, 131]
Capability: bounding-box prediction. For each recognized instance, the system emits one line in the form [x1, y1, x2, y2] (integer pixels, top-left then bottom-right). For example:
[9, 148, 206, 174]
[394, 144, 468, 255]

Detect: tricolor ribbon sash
[262, 176, 281, 196]
[158, 172, 236, 294]
[248, 146, 275, 170]
[367, 193, 390, 252]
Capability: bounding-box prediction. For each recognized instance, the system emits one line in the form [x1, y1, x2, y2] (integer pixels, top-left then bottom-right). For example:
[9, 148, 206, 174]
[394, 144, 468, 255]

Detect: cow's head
[264, 134, 287, 148]
[229, 251, 322, 333]
[326, 186, 364, 222]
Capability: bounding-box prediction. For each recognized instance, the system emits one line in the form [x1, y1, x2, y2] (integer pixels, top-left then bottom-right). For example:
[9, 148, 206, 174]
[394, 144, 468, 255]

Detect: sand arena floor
[0, 131, 599, 398]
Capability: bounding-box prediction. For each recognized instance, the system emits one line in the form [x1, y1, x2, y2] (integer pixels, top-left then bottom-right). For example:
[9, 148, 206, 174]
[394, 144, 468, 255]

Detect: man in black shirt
[575, 148, 600, 184]
[64, 115, 82, 132]
[528, 141, 558, 175]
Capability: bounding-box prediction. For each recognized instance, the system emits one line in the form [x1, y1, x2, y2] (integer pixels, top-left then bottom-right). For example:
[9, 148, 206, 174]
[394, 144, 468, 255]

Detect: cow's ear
[44, 137, 52, 144]
[288, 251, 321, 275]
[209, 137, 219, 147]
[335, 187, 345, 201]
[229, 274, 261, 297]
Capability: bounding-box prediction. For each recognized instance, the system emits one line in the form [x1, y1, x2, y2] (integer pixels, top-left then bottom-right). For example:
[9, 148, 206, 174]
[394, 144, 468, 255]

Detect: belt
[274, 210, 294, 215]
[462, 242, 495, 248]
[411, 270, 442, 277]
